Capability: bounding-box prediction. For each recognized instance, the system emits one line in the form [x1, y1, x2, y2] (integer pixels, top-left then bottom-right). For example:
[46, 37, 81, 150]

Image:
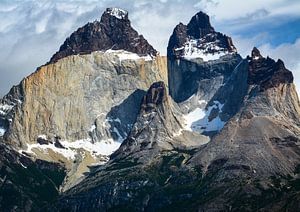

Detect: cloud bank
[0, 0, 299, 96]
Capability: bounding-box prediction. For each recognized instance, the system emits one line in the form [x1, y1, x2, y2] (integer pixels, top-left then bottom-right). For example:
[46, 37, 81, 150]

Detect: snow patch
[105, 50, 152, 61]
[37, 134, 47, 140]
[175, 36, 235, 62]
[183, 100, 226, 133]
[0, 104, 14, 115]
[0, 127, 6, 136]
[20, 162, 27, 169]
[106, 8, 128, 19]
[23, 138, 121, 160]
[89, 124, 96, 132]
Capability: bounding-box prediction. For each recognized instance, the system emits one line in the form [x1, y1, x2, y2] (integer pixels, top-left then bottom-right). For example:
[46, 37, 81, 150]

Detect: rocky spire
[140, 81, 168, 113]
[248, 47, 293, 91]
[49, 8, 157, 63]
[111, 81, 182, 161]
[251, 47, 263, 60]
[186, 11, 215, 39]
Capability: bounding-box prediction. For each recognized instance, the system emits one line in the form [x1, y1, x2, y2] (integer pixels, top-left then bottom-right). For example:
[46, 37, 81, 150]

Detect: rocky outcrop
[110, 81, 183, 162]
[50, 8, 157, 63]
[167, 11, 240, 104]
[247, 47, 293, 91]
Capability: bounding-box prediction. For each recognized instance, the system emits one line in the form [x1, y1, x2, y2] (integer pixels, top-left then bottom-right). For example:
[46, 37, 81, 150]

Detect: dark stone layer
[247, 47, 293, 91]
[49, 8, 157, 63]
[141, 81, 167, 112]
[167, 11, 236, 59]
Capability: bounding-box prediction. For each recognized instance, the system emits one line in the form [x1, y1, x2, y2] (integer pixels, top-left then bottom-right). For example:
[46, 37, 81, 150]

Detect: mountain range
[0, 7, 300, 211]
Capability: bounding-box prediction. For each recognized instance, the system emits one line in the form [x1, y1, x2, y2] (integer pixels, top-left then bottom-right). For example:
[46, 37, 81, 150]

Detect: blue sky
[0, 0, 299, 96]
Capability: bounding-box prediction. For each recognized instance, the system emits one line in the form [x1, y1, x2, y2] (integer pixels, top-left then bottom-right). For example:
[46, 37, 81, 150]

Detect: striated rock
[140, 81, 167, 112]
[50, 8, 157, 63]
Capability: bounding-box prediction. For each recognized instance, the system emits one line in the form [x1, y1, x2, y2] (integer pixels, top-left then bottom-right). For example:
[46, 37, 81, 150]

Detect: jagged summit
[167, 11, 236, 60]
[251, 47, 263, 60]
[247, 47, 293, 91]
[187, 11, 215, 39]
[49, 8, 157, 63]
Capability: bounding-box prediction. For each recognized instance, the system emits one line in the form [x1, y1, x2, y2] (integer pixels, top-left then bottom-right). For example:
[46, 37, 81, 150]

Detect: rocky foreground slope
[0, 7, 300, 212]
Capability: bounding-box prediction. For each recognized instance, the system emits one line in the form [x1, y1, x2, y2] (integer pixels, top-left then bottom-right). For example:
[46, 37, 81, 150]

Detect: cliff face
[0, 52, 167, 189]
[5, 52, 167, 147]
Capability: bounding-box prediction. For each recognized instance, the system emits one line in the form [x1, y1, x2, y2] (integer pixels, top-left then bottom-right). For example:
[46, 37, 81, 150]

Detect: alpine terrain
[0, 7, 300, 211]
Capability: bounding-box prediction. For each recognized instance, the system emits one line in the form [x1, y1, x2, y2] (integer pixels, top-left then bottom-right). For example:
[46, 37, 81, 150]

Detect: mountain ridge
[0, 7, 300, 211]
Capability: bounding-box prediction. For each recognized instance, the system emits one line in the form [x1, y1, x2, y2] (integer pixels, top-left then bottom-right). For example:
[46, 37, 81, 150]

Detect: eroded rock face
[50, 8, 157, 63]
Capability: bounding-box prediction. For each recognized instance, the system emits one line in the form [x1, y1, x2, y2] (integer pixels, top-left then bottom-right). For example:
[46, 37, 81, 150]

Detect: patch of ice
[112, 127, 125, 142]
[60, 138, 121, 157]
[106, 8, 128, 19]
[184, 107, 206, 131]
[253, 56, 260, 60]
[183, 100, 226, 133]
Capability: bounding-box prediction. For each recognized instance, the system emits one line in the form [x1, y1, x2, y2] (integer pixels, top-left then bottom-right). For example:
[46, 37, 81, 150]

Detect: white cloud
[198, 0, 300, 21]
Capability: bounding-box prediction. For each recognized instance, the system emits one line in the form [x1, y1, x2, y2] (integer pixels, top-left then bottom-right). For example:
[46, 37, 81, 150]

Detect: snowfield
[183, 100, 226, 133]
